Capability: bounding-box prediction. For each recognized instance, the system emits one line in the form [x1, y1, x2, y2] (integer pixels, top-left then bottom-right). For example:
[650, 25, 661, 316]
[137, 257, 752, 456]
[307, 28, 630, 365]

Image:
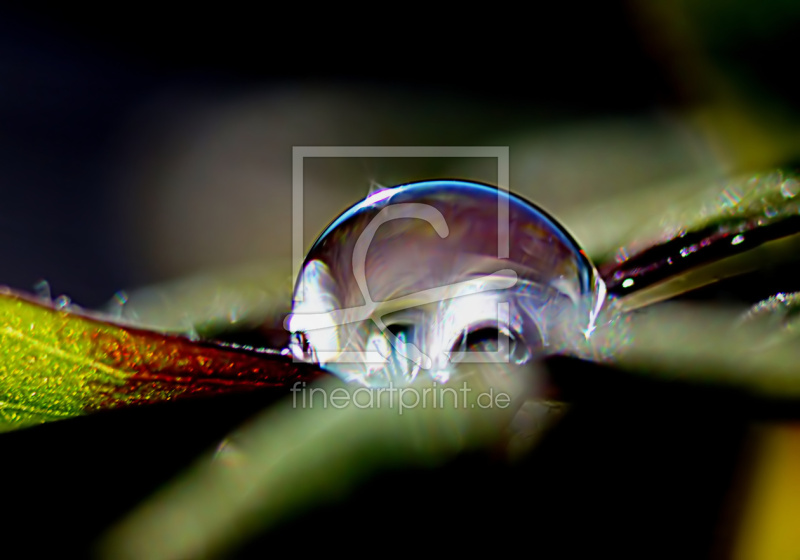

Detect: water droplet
[719, 186, 742, 210]
[781, 178, 800, 199]
[105, 290, 129, 318]
[286, 180, 607, 386]
[113, 290, 128, 306]
[54, 295, 71, 309]
[33, 279, 51, 300]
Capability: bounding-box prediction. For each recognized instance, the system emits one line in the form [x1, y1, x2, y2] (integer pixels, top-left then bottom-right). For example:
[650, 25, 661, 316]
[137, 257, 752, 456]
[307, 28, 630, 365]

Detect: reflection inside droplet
[286, 180, 607, 386]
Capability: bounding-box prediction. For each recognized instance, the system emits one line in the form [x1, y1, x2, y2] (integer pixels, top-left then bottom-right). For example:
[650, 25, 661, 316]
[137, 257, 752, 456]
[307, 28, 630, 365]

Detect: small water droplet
[33, 280, 51, 300]
[781, 178, 800, 199]
[105, 290, 129, 318]
[719, 186, 742, 209]
[113, 290, 128, 306]
[54, 295, 71, 309]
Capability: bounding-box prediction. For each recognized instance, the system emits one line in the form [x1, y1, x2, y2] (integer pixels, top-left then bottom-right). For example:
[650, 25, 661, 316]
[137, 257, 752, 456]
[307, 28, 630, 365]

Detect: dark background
[4, 2, 800, 308]
[1, 3, 688, 307]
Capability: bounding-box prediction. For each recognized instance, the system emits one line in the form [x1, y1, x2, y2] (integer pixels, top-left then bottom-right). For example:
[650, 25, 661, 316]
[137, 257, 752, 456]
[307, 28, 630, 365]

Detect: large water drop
[286, 180, 606, 386]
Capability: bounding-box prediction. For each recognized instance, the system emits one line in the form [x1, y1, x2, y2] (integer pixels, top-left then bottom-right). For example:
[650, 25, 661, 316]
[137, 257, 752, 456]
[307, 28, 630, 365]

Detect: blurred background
[3, 2, 800, 557]
[4, 1, 800, 310]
